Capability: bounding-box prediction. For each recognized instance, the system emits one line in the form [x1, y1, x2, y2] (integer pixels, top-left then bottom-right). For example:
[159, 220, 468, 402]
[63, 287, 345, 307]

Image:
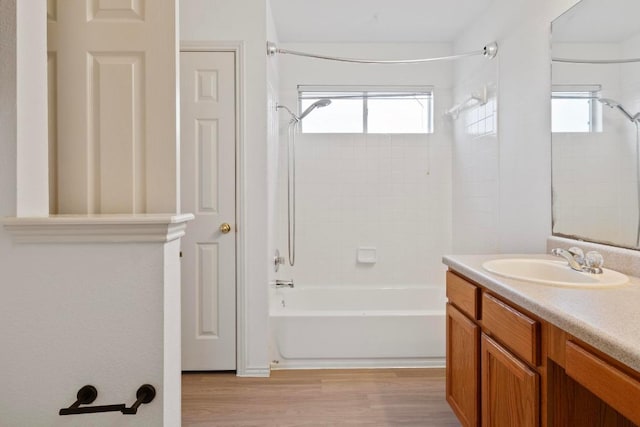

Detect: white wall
[453, 0, 580, 254]
[276, 43, 453, 286]
[181, 0, 271, 375]
[0, 238, 178, 426]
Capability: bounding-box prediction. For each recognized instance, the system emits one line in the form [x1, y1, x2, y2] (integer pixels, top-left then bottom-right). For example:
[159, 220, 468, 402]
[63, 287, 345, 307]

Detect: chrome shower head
[315, 99, 332, 107]
[277, 99, 332, 123]
[298, 99, 332, 120]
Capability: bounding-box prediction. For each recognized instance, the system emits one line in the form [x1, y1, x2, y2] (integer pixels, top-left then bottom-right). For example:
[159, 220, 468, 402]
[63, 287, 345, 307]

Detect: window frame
[551, 84, 602, 133]
[298, 85, 435, 134]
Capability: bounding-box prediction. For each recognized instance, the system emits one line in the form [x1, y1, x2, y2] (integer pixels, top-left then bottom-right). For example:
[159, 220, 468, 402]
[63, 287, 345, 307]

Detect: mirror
[551, 0, 640, 249]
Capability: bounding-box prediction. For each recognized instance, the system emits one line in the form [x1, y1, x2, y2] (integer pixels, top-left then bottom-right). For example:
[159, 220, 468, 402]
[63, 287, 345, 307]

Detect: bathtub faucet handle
[275, 279, 294, 288]
[274, 249, 285, 272]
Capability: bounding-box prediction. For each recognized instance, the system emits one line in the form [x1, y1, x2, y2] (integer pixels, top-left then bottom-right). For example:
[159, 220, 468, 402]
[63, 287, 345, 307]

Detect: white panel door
[180, 51, 236, 371]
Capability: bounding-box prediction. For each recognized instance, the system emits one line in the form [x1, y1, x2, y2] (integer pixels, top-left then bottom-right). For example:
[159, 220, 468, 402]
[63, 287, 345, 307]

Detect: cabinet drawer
[446, 271, 479, 320]
[566, 341, 640, 426]
[481, 293, 539, 366]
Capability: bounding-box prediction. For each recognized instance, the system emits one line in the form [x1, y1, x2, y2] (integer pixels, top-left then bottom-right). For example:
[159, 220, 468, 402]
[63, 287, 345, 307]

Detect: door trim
[180, 41, 248, 376]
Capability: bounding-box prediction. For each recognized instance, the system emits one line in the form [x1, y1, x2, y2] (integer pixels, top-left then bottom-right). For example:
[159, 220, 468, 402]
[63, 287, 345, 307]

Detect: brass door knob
[219, 223, 232, 234]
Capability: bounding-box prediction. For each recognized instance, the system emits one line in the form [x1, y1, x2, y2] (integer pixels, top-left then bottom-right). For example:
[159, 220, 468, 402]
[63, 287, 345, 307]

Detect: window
[298, 86, 434, 134]
[551, 85, 602, 133]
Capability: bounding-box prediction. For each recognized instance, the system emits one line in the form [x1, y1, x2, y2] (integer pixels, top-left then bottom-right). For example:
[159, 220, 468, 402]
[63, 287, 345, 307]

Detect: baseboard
[271, 357, 446, 370]
[236, 366, 271, 377]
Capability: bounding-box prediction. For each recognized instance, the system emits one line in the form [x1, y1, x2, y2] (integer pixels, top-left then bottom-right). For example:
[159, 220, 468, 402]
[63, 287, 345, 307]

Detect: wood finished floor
[182, 368, 461, 427]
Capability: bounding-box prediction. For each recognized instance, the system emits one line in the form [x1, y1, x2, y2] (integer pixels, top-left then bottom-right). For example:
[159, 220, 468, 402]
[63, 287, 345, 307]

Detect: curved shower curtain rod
[266, 41, 498, 64]
[552, 57, 640, 64]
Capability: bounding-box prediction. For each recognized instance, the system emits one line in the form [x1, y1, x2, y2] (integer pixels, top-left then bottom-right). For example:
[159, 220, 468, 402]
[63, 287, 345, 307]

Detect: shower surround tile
[278, 132, 451, 287]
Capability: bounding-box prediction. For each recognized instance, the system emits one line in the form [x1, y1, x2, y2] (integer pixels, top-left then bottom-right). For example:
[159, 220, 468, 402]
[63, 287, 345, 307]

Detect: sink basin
[482, 258, 629, 287]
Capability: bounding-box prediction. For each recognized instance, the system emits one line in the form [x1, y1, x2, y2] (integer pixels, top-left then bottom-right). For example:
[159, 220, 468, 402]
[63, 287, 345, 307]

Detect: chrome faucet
[275, 279, 294, 288]
[551, 247, 584, 271]
[551, 247, 604, 274]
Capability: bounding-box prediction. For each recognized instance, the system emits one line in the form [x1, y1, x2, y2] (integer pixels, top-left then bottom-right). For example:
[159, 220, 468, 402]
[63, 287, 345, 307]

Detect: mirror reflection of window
[551, 88, 602, 133]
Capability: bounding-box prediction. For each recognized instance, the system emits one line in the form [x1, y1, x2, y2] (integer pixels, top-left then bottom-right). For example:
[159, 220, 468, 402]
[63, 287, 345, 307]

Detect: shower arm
[276, 104, 299, 123]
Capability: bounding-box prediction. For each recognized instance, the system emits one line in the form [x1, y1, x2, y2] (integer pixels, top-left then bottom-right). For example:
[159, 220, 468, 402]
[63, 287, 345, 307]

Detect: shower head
[298, 99, 332, 120]
[597, 98, 639, 122]
[277, 99, 332, 123]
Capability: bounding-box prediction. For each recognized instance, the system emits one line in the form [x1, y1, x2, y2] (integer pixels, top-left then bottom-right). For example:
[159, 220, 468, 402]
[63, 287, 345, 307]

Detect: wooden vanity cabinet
[446, 270, 480, 426]
[446, 269, 640, 427]
[446, 303, 479, 427]
[446, 271, 539, 427]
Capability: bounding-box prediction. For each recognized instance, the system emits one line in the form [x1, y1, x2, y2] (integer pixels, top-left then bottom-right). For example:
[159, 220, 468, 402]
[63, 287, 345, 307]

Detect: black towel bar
[59, 384, 155, 416]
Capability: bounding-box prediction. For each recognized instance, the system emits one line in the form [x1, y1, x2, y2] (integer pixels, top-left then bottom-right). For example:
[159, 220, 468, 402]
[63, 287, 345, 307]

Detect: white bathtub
[269, 285, 446, 369]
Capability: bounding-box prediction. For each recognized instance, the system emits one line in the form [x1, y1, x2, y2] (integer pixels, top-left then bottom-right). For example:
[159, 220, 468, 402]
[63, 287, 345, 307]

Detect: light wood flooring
[182, 368, 461, 427]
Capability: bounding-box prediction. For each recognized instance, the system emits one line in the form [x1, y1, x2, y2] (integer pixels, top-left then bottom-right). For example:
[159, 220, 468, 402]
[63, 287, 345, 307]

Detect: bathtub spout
[275, 279, 294, 288]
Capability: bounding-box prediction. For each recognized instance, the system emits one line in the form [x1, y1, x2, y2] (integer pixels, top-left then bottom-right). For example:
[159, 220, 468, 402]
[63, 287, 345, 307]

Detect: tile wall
[451, 55, 500, 254]
[278, 131, 451, 286]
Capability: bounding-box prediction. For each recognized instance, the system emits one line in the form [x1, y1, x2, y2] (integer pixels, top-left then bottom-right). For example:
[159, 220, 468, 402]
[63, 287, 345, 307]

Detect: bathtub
[269, 285, 446, 369]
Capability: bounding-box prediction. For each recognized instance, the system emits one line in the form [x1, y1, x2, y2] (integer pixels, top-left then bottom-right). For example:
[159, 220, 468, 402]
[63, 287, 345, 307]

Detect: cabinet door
[481, 334, 539, 427]
[446, 303, 480, 427]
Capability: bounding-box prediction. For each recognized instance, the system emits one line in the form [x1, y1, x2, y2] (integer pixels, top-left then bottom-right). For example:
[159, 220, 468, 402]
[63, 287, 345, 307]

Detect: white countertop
[443, 253, 640, 373]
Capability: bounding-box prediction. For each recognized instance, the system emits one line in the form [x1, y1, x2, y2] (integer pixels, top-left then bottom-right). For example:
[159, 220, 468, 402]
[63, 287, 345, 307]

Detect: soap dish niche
[357, 247, 377, 264]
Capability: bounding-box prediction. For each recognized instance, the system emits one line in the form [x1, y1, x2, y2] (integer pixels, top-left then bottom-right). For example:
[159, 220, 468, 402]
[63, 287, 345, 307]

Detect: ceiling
[552, 0, 640, 43]
[269, 0, 493, 43]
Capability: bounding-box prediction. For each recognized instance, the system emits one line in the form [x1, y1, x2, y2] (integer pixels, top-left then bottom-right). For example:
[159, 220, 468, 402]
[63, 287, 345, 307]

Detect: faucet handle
[568, 247, 585, 264]
[585, 251, 604, 269]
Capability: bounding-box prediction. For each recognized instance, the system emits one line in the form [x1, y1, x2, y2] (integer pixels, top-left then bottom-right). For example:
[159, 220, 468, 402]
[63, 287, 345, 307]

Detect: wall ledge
[2, 213, 194, 243]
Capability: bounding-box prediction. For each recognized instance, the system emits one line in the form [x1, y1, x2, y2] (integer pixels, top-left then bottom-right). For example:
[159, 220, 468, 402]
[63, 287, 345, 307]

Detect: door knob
[219, 223, 232, 234]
